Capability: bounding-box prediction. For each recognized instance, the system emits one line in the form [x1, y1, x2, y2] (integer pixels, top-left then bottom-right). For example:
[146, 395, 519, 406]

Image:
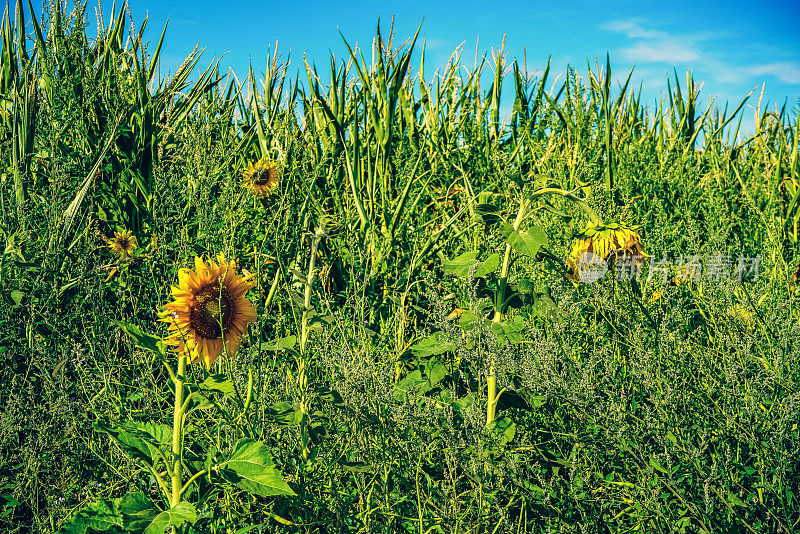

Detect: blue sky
[51, 1, 800, 135]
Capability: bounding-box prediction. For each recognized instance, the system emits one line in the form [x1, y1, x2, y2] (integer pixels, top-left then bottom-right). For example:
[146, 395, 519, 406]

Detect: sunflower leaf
[499, 223, 548, 258]
[114, 320, 166, 358]
[56, 496, 124, 534]
[442, 251, 478, 277]
[221, 439, 296, 497]
[93, 420, 155, 465]
[410, 331, 456, 357]
[475, 253, 500, 277]
[120, 492, 198, 534]
[260, 335, 296, 351]
[199, 374, 235, 396]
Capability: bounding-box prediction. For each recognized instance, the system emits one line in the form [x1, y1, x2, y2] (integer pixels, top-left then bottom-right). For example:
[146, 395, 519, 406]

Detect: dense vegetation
[0, 2, 798, 533]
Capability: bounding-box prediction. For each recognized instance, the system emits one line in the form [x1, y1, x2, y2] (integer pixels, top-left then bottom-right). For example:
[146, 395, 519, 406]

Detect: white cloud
[601, 18, 800, 86]
[747, 62, 800, 84]
[602, 18, 704, 65]
[623, 42, 700, 63]
[600, 19, 667, 40]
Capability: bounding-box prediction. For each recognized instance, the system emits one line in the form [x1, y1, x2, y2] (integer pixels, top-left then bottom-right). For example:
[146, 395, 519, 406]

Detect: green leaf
[490, 316, 526, 345]
[113, 320, 165, 357]
[57, 498, 124, 534]
[94, 420, 154, 465]
[265, 402, 302, 426]
[474, 203, 503, 226]
[9, 289, 23, 308]
[260, 335, 297, 351]
[529, 292, 561, 320]
[442, 250, 478, 277]
[726, 492, 747, 508]
[475, 253, 499, 277]
[649, 457, 668, 474]
[424, 359, 449, 389]
[410, 331, 455, 357]
[315, 386, 343, 404]
[222, 439, 296, 497]
[392, 370, 427, 401]
[487, 416, 516, 446]
[199, 374, 235, 396]
[120, 492, 197, 534]
[339, 460, 374, 473]
[459, 310, 484, 331]
[499, 223, 548, 258]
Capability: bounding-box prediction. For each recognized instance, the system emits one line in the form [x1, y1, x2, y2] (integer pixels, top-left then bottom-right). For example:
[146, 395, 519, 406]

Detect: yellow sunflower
[242, 159, 281, 198]
[107, 229, 137, 260]
[566, 222, 647, 282]
[161, 253, 257, 369]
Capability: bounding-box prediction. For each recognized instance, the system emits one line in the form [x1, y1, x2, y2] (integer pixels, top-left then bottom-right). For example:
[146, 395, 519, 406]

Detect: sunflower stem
[487, 197, 529, 425]
[299, 224, 325, 460]
[170, 354, 187, 507]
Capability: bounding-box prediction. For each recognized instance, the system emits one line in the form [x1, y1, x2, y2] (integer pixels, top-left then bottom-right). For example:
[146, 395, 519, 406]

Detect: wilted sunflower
[242, 159, 280, 198]
[566, 222, 647, 282]
[107, 229, 137, 260]
[161, 253, 257, 369]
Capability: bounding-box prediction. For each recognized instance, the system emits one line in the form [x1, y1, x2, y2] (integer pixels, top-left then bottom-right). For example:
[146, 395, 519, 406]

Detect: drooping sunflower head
[107, 229, 137, 260]
[242, 159, 280, 198]
[161, 253, 258, 369]
[566, 222, 647, 282]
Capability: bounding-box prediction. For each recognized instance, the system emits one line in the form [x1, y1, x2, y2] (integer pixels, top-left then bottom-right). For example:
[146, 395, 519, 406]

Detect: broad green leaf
[222, 439, 296, 497]
[459, 310, 483, 331]
[529, 292, 561, 320]
[260, 335, 297, 351]
[487, 416, 516, 446]
[474, 203, 503, 225]
[442, 250, 478, 277]
[436, 390, 474, 413]
[199, 374, 235, 396]
[132, 423, 172, 447]
[57, 498, 124, 534]
[339, 461, 374, 473]
[475, 253, 499, 277]
[490, 316, 526, 345]
[392, 370, 427, 401]
[94, 420, 154, 464]
[726, 492, 747, 508]
[120, 492, 198, 534]
[499, 223, 548, 258]
[265, 402, 302, 426]
[424, 359, 449, 389]
[315, 386, 343, 404]
[411, 331, 455, 357]
[113, 320, 166, 357]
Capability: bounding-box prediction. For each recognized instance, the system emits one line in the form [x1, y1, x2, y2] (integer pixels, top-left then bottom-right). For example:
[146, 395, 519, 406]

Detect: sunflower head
[107, 229, 137, 260]
[161, 253, 258, 369]
[566, 222, 647, 282]
[242, 159, 280, 198]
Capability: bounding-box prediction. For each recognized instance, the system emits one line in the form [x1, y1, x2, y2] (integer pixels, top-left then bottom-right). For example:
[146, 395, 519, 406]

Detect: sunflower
[161, 253, 257, 369]
[566, 222, 647, 282]
[107, 229, 137, 260]
[242, 159, 281, 198]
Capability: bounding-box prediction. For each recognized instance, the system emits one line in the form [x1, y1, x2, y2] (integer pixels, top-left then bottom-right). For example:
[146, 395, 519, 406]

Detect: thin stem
[170, 354, 187, 507]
